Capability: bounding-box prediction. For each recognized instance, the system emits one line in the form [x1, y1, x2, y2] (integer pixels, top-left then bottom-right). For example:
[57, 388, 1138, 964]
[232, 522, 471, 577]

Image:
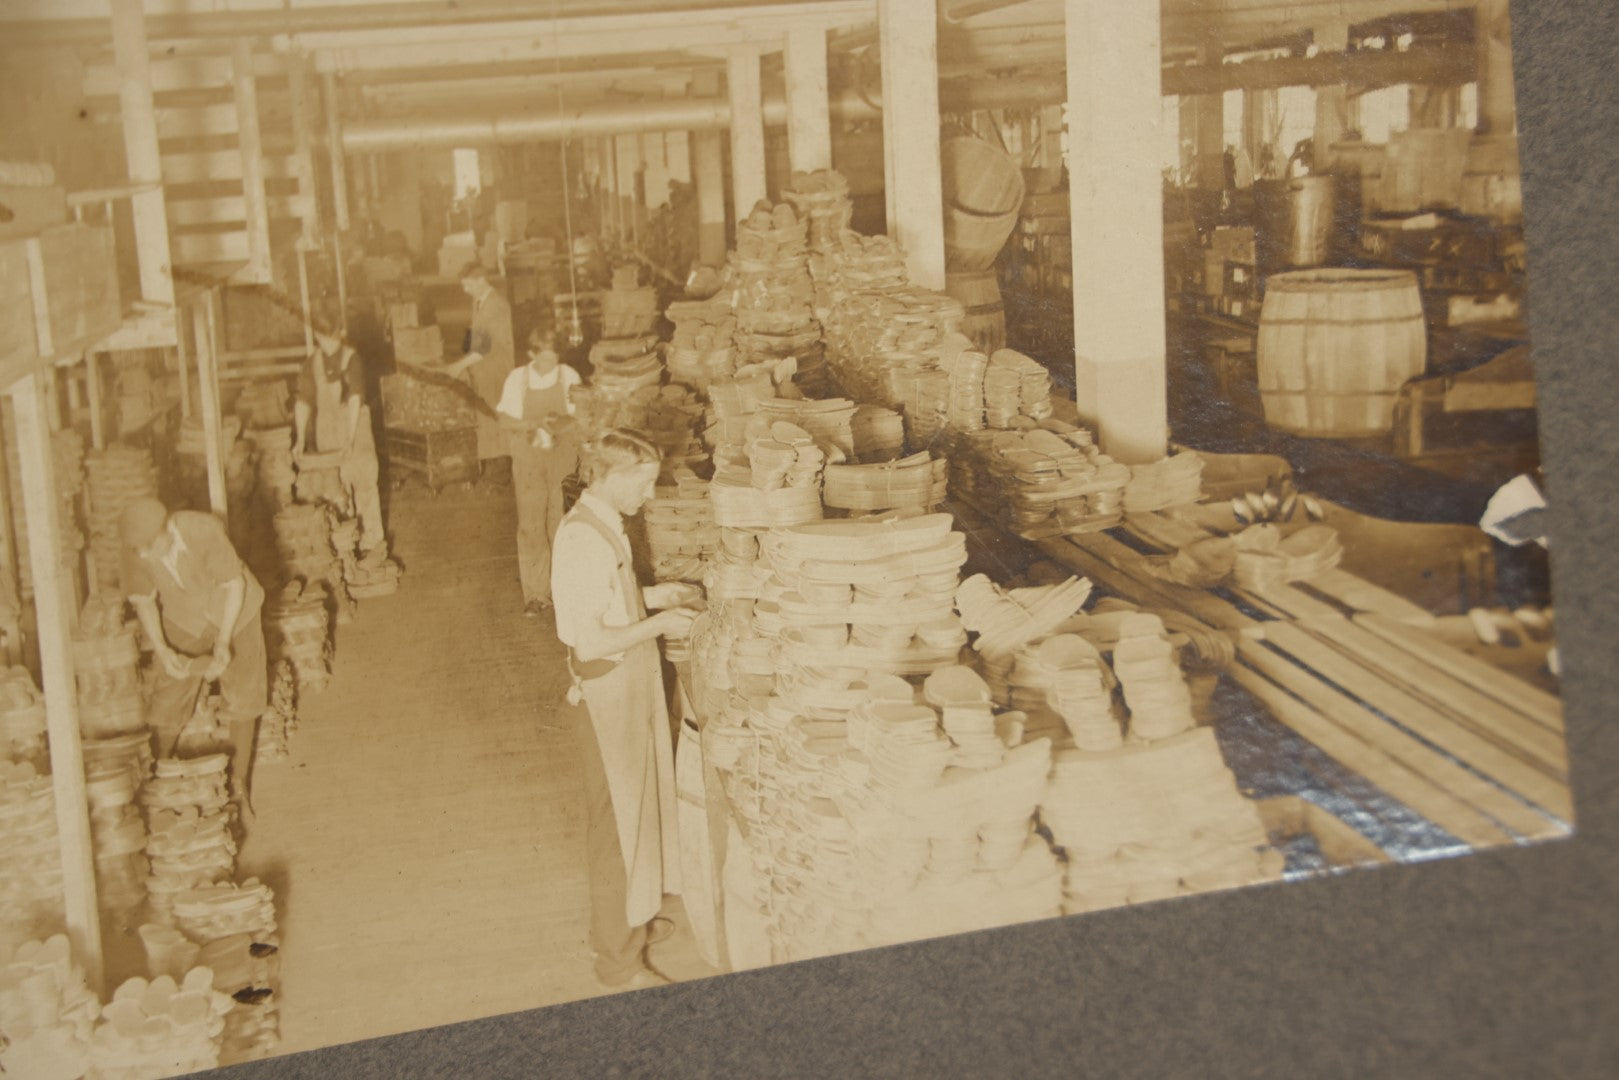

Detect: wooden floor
[237, 481, 717, 1058]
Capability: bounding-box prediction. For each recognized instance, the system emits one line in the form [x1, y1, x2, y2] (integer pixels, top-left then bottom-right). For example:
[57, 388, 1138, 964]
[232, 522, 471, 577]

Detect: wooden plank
[1306, 568, 1437, 627]
[193, 298, 228, 519]
[155, 102, 239, 140]
[1263, 621, 1573, 823]
[1305, 615, 1567, 781]
[1233, 652, 1515, 850]
[9, 370, 103, 994]
[233, 39, 273, 285]
[164, 194, 314, 228]
[1256, 795, 1391, 867]
[158, 150, 300, 184]
[83, 51, 287, 96]
[1234, 643, 1519, 848]
[1064, 531, 1257, 631]
[171, 230, 250, 265]
[1356, 612, 1564, 734]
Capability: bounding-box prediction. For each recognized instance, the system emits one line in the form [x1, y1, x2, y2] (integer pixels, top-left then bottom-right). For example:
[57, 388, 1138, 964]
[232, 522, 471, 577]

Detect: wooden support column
[9, 370, 103, 994]
[1064, 0, 1168, 464]
[1191, 42, 1226, 188]
[785, 26, 833, 173]
[323, 71, 351, 232]
[642, 131, 670, 210]
[1313, 23, 1350, 171]
[878, 0, 946, 291]
[1476, 0, 1517, 135]
[667, 130, 692, 184]
[232, 39, 273, 284]
[85, 354, 105, 450]
[192, 299, 228, 520]
[1037, 105, 1065, 169]
[726, 49, 768, 221]
[110, 0, 173, 305]
[615, 136, 643, 245]
[287, 55, 322, 245]
[296, 245, 315, 357]
[693, 129, 728, 266]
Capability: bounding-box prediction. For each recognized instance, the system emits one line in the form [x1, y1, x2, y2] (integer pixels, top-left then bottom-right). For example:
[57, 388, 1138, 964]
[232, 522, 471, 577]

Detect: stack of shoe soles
[1040, 725, 1283, 915]
[599, 282, 660, 339]
[1230, 523, 1343, 591]
[849, 405, 906, 462]
[731, 201, 827, 396]
[0, 762, 65, 946]
[821, 452, 948, 515]
[167, 880, 281, 1064]
[708, 421, 826, 531]
[0, 666, 46, 765]
[1122, 451, 1205, 514]
[142, 753, 235, 924]
[665, 298, 736, 391]
[783, 169, 853, 253]
[763, 514, 969, 676]
[254, 662, 299, 762]
[247, 428, 297, 513]
[1110, 613, 1196, 742]
[0, 935, 99, 1080]
[953, 423, 1130, 539]
[72, 597, 146, 741]
[644, 471, 718, 584]
[84, 761, 147, 927]
[85, 445, 158, 594]
[955, 573, 1095, 664]
[86, 970, 235, 1079]
[264, 581, 332, 696]
[587, 334, 664, 403]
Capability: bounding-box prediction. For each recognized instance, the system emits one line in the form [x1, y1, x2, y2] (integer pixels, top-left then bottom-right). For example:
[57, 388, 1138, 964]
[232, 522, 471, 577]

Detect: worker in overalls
[496, 326, 583, 616]
[444, 262, 517, 483]
[550, 430, 700, 989]
[293, 325, 385, 555]
[121, 497, 267, 818]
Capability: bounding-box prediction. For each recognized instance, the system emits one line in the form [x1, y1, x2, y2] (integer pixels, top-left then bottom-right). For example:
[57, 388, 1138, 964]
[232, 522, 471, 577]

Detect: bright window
[453, 148, 481, 200]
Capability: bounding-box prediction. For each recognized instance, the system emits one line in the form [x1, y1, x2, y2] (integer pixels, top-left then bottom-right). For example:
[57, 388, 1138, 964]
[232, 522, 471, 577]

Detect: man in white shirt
[497, 326, 583, 615]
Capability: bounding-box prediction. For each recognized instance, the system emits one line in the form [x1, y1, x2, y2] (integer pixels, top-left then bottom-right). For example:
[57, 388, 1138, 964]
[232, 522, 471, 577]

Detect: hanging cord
[551, 0, 584, 346]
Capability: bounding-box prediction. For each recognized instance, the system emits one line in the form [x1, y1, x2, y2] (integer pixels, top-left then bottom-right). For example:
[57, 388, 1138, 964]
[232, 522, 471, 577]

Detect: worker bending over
[497, 326, 583, 616]
[293, 323, 385, 555]
[551, 430, 700, 989]
[444, 262, 517, 482]
[121, 498, 267, 816]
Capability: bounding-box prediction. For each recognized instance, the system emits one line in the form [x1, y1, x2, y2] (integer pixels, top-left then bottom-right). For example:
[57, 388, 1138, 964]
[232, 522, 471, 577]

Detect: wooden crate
[1, 223, 121, 386]
[382, 425, 478, 490]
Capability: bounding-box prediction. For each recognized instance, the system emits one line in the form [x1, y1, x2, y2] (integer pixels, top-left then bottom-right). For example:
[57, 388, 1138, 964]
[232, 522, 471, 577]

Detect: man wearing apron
[551, 431, 699, 989]
[121, 498, 267, 818]
[294, 327, 384, 554]
[496, 328, 583, 616]
[445, 262, 517, 478]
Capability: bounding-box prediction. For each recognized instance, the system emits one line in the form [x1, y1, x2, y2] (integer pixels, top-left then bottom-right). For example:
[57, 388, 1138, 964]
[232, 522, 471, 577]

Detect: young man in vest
[293, 324, 385, 555]
[121, 498, 267, 817]
[496, 326, 583, 615]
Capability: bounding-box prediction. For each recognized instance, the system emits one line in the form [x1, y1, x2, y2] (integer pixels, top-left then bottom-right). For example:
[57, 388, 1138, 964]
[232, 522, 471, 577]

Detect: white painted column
[286, 55, 322, 245]
[1313, 23, 1350, 171]
[9, 369, 103, 994]
[693, 129, 728, 266]
[785, 26, 833, 174]
[1476, 0, 1518, 135]
[1192, 44, 1226, 188]
[232, 39, 273, 283]
[323, 71, 351, 232]
[878, 0, 946, 290]
[1064, 0, 1168, 464]
[85, 353, 105, 449]
[642, 131, 670, 210]
[726, 49, 768, 221]
[666, 131, 692, 185]
[110, 0, 173, 305]
[192, 299, 229, 519]
[616, 136, 643, 244]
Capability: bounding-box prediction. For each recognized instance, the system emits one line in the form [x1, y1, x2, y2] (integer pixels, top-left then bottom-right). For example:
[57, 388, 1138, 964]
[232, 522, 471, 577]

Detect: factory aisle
[237, 483, 715, 1057]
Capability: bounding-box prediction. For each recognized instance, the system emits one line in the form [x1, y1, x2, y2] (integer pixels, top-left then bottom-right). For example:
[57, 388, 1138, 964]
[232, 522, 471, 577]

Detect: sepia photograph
[0, 1, 1567, 1077]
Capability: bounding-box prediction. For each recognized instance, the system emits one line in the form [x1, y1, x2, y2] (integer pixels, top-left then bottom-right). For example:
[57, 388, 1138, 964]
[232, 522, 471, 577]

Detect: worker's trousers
[341, 444, 386, 554]
[570, 698, 648, 985]
[147, 617, 268, 798]
[512, 446, 566, 606]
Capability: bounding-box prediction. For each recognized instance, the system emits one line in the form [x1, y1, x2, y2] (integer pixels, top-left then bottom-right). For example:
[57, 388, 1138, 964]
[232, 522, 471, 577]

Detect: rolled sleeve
[495, 367, 528, 419]
[121, 549, 156, 601]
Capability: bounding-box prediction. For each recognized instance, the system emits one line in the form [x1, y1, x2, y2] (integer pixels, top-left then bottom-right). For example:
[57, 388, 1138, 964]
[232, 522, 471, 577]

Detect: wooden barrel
[943, 271, 1006, 355]
[941, 137, 1025, 271]
[1256, 269, 1427, 437]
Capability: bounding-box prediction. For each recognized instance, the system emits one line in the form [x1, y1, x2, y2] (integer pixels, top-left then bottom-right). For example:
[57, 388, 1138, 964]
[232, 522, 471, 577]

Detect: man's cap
[119, 497, 169, 550]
